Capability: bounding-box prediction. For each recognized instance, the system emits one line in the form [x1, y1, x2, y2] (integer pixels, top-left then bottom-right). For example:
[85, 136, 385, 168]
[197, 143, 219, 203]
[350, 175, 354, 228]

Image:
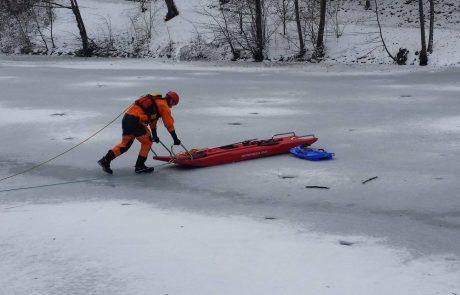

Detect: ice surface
[1, 201, 459, 295]
[0, 56, 459, 294]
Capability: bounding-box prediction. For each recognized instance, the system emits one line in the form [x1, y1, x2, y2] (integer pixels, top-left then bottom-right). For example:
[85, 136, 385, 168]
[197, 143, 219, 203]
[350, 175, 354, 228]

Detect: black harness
[135, 94, 165, 121]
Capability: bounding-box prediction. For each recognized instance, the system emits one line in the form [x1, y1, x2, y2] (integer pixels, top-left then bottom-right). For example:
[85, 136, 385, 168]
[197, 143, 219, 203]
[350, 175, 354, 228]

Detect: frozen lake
[1, 56, 459, 294]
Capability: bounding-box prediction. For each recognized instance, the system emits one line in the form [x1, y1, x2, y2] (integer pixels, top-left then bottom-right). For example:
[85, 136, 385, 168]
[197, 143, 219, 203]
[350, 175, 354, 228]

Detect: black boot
[135, 156, 154, 174]
[98, 150, 115, 174]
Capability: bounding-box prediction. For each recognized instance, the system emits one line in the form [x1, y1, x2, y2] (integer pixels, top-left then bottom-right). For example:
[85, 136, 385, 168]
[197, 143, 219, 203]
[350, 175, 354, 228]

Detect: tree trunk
[374, 0, 395, 62]
[239, 10, 243, 34]
[418, 0, 428, 65]
[428, 0, 434, 53]
[254, 0, 264, 61]
[314, 0, 327, 59]
[70, 0, 91, 57]
[47, 1, 56, 48]
[282, 0, 287, 35]
[294, 0, 305, 57]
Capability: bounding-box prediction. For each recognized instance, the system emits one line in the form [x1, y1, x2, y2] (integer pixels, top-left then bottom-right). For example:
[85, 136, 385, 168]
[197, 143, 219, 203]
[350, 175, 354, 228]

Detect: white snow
[1, 201, 459, 295]
[3, 0, 458, 66]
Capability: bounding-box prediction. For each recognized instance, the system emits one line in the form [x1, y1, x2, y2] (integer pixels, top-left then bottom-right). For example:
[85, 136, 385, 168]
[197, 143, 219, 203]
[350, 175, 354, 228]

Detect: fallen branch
[305, 186, 330, 189]
[362, 176, 378, 184]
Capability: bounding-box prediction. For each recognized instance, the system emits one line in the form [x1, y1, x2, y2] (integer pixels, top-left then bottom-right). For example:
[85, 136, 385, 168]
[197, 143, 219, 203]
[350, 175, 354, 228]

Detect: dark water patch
[339, 240, 354, 246]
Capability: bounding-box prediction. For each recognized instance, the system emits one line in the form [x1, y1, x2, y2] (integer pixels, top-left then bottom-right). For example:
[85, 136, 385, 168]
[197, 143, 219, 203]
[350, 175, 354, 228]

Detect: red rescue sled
[153, 132, 318, 167]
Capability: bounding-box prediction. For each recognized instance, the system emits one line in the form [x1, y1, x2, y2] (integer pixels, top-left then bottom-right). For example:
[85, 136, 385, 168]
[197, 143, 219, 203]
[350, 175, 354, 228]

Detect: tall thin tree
[428, 0, 434, 53]
[294, 0, 305, 57]
[254, 0, 264, 61]
[69, 0, 91, 56]
[281, 0, 288, 35]
[314, 0, 327, 59]
[47, 1, 56, 49]
[374, 0, 395, 62]
[418, 0, 428, 65]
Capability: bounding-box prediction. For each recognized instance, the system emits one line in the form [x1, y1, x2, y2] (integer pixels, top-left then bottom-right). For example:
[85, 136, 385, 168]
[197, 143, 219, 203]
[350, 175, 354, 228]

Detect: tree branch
[374, 0, 395, 61]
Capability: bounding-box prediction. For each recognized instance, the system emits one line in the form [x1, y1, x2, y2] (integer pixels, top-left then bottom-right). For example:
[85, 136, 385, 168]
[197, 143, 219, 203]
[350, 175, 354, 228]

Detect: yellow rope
[0, 103, 133, 183]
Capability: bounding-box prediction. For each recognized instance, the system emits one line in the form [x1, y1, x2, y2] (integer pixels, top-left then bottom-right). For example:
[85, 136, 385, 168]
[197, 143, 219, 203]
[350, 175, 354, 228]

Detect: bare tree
[418, 0, 428, 65]
[428, 0, 434, 53]
[41, 0, 92, 56]
[205, 0, 269, 61]
[253, 0, 264, 61]
[273, 0, 290, 36]
[46, 1, 56, 49]
[330, 0, 344, 38]
[69, 0, 91, 56]
[374, 0, 395, 62]
[294, 0, 305, 57]
[140, 1, 160, 40]
[313, 0, 327, 59]
[199, 3, 240, 60]
[31, 6, 49, 53]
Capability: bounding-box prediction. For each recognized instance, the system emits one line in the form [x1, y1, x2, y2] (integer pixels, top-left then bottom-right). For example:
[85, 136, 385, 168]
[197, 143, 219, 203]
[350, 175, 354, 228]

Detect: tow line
[0, 103, 133, 184]
[0, 162, 174, 194]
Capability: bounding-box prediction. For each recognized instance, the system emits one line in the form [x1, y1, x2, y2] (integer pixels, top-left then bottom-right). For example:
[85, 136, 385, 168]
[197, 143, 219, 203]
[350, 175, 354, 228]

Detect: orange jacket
[126, 95, 175, 132]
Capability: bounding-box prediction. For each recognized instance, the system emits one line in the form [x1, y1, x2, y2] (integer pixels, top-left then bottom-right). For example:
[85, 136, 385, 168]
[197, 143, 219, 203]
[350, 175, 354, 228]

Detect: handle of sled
[159, 140, 173, 156]
[272, 132, 296, 140]
[297, 134, 316, 139]
[170, 143, 194, 160]
[150, 147, 158, 157]
[180, 143, 194, 159]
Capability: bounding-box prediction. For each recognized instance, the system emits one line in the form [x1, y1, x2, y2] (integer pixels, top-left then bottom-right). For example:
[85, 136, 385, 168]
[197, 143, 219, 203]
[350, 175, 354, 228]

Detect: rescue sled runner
[154, 132, 318, 167]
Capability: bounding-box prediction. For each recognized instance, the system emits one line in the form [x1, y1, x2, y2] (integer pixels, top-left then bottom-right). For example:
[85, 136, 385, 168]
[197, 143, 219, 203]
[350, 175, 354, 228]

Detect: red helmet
[166, 91, 179, 106]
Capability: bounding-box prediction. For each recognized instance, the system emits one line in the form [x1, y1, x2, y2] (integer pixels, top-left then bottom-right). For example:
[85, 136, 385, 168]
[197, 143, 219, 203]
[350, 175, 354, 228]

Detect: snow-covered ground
[1, 56, 460, 294]
[6, 0, 459, 66]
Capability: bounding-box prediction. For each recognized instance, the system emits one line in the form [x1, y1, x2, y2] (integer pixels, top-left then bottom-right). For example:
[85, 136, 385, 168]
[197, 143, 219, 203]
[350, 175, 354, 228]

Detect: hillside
[1, 0, 460, 66]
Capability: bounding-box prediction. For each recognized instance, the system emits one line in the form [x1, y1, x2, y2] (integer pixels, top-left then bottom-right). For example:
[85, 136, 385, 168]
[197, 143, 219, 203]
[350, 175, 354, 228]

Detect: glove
[170, 130, 181, 145]
[150, 129, 160, 143]
[151, 135, 160, 143]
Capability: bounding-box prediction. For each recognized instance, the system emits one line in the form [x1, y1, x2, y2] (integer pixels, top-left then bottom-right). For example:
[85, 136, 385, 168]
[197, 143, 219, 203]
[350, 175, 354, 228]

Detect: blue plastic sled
[290, 145, 334, 161]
